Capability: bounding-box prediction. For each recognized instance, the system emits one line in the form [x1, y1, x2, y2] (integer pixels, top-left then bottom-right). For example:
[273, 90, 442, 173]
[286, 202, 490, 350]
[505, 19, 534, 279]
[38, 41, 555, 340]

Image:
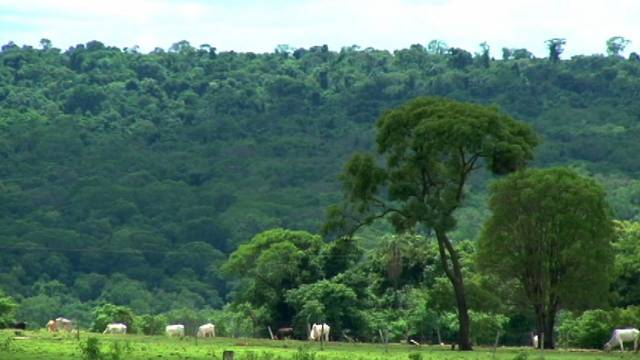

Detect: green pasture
[0, 330, 636, 360]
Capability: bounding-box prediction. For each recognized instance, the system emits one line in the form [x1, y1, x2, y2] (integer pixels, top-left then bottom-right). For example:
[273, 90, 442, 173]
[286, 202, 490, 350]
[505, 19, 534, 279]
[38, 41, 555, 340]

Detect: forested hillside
[1, 39, 640, 334]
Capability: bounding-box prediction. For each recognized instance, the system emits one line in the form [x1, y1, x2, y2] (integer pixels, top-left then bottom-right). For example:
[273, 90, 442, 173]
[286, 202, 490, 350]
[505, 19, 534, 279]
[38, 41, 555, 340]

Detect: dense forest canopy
[1, 39, 640, 344]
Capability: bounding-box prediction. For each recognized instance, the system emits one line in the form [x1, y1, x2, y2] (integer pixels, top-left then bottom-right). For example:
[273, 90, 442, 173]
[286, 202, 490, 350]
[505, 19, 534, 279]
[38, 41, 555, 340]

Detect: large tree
[325, 97, 538, 350]
[221, 229, 325, 329]
[545, 38, 566, 62]
[478, 167, 614, 349]
[606, 36, 631, 57]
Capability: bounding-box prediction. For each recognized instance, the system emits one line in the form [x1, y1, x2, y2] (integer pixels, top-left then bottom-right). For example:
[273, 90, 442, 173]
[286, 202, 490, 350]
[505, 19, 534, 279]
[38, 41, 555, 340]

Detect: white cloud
[1, 0, 639, 57]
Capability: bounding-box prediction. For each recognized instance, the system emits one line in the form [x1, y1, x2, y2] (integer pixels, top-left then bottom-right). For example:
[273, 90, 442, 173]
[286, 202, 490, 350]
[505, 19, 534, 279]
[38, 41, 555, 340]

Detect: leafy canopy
[478, 167, 614, 308]
[327, 96, 539, 235]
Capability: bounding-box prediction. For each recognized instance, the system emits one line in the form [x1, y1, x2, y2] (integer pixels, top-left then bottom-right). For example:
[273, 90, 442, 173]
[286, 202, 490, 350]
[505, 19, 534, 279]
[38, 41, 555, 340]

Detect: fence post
[223, 350, 234, 360]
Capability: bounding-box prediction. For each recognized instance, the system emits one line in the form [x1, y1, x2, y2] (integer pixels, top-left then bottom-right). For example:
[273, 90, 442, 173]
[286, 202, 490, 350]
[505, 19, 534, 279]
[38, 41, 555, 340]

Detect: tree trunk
[543, 310, 556, 349]
[435, 229, 472, 351]
[452, 275, 472, 350]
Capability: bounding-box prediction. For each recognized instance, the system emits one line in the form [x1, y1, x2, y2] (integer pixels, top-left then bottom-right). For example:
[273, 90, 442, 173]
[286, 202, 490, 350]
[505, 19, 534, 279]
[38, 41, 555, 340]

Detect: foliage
[134, 314, 167, 335]
[1, 40, 640, 344]
[468, 311, 508, 346]
[545, 38, 566, 62]
[0, 291, 16, 328]
[79, 337, 102, 360]
[606, 37, 631, 57]
[611, 220, 640, 306]
[478, 167, 614, 348]
[286, 279, 361, 338]
[556, 307, 640, 349]
[223, 229, 325, 329]
[326, 96, 537, 350]
[92, 304, 135, 333]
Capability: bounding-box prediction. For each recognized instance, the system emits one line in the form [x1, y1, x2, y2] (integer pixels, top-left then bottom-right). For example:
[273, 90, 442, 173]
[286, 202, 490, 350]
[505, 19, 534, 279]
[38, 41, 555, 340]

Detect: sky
[1, 0, 639, 58]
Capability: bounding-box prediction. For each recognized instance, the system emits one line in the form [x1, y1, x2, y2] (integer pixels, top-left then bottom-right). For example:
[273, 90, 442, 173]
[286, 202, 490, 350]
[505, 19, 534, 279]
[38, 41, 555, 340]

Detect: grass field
[0, 330, 636, 360]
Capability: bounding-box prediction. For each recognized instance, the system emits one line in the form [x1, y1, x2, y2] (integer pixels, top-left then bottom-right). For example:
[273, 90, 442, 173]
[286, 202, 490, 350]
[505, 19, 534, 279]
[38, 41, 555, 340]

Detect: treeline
[1, 39, 640, 344]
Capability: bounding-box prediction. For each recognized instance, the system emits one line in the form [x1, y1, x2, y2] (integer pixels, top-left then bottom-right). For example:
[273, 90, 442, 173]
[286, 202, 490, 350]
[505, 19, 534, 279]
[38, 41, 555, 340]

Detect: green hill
[1, 40, 640, 317]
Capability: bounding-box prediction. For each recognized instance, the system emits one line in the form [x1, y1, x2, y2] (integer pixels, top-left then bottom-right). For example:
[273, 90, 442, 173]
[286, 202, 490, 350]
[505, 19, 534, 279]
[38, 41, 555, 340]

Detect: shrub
[107, 341, 131, 360]
[0, 291, 17, 328]
[79, 337, 102, 360]
[135, 314, 167, 335]
[557, 309, 613, 348]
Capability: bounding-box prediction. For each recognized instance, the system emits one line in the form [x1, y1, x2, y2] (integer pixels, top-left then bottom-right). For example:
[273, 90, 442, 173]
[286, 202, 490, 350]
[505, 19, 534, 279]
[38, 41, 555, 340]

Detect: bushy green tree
[0, 291, 16, 328]
[545, 38, 566, 62]
[134, 314, 167, 335]
[478, 167, 614, 348]
[606, 36, 630, 57]
[222, 229, 325, 328]
[611, 220, 640, 306]
[286, 279, 361, 339]
[16, 294, 62, 329]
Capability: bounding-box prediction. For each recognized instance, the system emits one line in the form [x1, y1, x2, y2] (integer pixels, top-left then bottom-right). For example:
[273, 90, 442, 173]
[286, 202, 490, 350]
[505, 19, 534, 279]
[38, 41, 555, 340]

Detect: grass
[0, 329, 636, 360]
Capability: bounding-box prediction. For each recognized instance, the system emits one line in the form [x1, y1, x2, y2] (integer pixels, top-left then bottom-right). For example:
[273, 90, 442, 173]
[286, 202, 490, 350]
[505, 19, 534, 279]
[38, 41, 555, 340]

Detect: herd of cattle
[44, 318, 330, 342]
[37, 318, 639, 351]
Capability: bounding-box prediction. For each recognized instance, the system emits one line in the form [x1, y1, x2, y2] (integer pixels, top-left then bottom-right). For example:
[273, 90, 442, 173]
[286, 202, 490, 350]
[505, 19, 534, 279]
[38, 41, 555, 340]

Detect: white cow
[604, 328, 639, 352]
[309, 323, 330, 342]
[55, 317, 73, 332]
[532, 334, 539, 348]
[166, 324, 185, 337]
[197, 323, 215, 338]
[103, 323, 127, 334]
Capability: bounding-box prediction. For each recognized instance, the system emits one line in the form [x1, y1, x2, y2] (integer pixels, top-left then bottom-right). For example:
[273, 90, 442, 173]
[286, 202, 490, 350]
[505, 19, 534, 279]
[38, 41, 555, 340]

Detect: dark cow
[10, 322, 26, 330]
[276, 327, 294, 340]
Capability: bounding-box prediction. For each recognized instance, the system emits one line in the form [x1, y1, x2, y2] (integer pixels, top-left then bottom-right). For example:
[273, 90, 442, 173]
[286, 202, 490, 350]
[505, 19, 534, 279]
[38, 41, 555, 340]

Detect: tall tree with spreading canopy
[545, 38, 566, 62]
[606, 36, 631, 57]
[324, 97, 538, 350]
[478, 167, 614, 349]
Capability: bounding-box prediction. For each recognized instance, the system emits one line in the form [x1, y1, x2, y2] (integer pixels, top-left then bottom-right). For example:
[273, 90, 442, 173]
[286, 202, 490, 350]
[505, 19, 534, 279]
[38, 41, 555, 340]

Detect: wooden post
[320, 325, 324, 351]
[223, 350, 234, 360]
[267, 326, 275, 340]
[540, 333, 545, 359]
[76, 323, 80, 341]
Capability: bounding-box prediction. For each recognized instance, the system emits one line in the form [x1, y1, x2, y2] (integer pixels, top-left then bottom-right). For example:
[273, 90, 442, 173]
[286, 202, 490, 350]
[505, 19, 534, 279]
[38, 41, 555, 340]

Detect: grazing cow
[532, 334, 539, 348]
[46, 320, 57, 333]
[309, 323, 330, 342]
[166, 324, 185, 337]
[277, 327, 294, 340]
[11, 322, 27, 330]
[604, 328, 640, 352]
[55, 317, 73, 332]
[197, 323, 215, 338]
[103, 323, 127, 334]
